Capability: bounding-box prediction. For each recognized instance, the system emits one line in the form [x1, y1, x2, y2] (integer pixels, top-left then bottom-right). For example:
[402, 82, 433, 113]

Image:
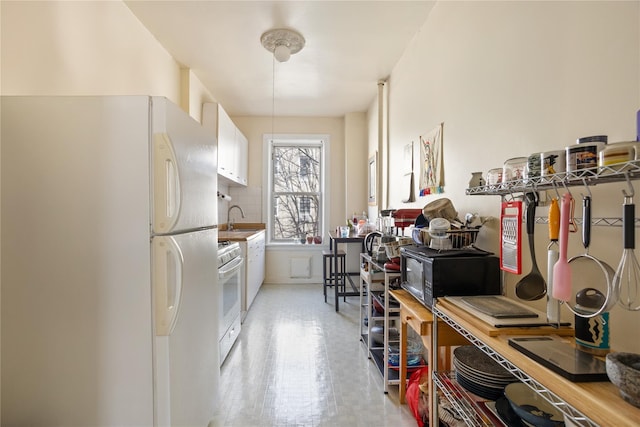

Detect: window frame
[263, 134, 330, 246]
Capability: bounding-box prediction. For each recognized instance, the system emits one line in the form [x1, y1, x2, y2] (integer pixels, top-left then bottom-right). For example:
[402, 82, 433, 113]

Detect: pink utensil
[553, 192, 573, 302]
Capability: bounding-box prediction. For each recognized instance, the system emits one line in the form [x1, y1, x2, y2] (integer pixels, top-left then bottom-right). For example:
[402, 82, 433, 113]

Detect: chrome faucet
[227, 205, 245, 230]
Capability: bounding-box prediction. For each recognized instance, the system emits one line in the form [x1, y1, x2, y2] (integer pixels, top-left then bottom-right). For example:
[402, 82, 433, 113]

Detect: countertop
[219, 223, 265, 241]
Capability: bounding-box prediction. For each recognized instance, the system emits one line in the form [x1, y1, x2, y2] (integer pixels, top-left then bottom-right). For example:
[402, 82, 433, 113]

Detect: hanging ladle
[515, 192, 547, 300]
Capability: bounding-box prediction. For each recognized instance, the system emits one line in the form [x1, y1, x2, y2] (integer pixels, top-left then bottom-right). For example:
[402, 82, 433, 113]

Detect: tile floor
[211, 283, 418, 427]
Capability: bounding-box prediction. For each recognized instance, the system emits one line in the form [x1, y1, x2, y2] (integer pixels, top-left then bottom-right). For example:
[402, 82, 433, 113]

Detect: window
[265, 135, 328, 244]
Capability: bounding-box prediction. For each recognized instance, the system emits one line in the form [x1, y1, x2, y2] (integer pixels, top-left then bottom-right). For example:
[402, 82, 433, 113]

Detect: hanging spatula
[546, 198, 561, 322]
[553, 192, 573, 302]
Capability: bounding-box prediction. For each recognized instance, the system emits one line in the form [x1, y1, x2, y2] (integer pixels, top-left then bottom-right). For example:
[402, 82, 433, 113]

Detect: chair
[323, 249, 346, 303]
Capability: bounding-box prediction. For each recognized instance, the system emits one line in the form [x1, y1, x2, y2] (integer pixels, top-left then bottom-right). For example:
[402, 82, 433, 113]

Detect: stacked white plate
[453, 346, 518, 400]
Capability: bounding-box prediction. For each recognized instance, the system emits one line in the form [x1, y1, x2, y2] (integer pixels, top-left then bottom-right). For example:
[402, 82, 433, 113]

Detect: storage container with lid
[524, 152, 541, 182]
[567, 135, 607, 172]
[541, 150, 566, 177]
[502, 157, 527, 183]
[486, 168, 503, 188]
[599, 144, 635, 166]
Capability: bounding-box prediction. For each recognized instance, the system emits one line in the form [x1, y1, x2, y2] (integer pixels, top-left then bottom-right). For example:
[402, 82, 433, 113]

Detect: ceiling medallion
[260, 28, 305, 62]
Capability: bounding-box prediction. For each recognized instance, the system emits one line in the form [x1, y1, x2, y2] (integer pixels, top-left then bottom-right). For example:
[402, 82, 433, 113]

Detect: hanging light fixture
[260, 28, 305, 62]
[261, 28, 305, 141]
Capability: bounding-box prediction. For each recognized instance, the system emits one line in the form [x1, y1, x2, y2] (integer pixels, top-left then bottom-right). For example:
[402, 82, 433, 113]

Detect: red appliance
[392, 209, 423, 235]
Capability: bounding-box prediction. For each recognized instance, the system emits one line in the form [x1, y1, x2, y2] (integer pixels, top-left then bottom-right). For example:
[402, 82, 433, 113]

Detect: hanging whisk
[614, 178, 640, 311]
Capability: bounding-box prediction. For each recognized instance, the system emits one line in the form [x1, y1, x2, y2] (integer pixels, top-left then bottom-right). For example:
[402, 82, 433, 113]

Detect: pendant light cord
[271, 54, 275, 142]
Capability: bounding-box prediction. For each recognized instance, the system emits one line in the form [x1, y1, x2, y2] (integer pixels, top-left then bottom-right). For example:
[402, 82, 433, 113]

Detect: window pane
[267, 136, 326, 245]
[272, 194, 320, 241]
[272, 146, 321, 193]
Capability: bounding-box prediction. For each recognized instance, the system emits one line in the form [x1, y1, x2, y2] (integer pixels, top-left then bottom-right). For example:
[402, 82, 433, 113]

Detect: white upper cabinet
[216, 104, 236, 181]
[202, 102, 248, 186]
[235, 128, 248, 186]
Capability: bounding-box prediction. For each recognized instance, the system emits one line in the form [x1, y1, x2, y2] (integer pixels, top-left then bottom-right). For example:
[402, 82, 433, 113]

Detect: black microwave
[400, 245, 501, 308]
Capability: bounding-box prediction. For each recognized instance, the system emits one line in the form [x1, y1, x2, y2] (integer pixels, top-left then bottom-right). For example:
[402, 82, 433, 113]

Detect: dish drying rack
[446, 228, 480, 249]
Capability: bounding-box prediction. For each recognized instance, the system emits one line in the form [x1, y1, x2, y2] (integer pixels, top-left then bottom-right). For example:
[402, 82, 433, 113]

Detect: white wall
[182, 68, 219, 123]
[384, 1, 639, 216]
[0, 1, 216, 119]
[230, 115, 346, 223]
[378, 1, 640, 353]
[1, 1, 179, 102]
[345, 112, 369, 219]
[229, 115, 351, 284]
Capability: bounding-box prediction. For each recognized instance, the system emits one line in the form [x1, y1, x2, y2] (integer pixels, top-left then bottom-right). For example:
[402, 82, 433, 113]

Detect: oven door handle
[219, 257, 244, 278]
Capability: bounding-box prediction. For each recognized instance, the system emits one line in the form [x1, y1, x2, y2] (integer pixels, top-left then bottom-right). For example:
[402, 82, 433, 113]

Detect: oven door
[218, 256, 243, 340]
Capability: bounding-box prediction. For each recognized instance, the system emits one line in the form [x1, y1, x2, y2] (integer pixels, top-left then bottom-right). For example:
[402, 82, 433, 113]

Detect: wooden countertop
[436, 298, 640, 426]
[219, 223, 265, 241]
[391, 289, 433, 323]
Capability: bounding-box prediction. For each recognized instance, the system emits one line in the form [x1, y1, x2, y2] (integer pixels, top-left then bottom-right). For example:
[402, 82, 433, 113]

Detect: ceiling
[125, 1, 435, 118]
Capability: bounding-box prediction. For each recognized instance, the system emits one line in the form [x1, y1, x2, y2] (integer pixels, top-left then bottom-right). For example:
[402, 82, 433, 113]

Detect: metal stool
[323, 249, 346, 303]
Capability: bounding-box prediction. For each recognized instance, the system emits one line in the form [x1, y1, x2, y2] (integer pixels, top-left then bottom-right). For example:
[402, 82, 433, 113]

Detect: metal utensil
[546, 198, 561, 323]
[614, 187, 640, 311]
[515, 193, 547, 301]
[567, 193, 616, 317]
[500, 200, 523, 274]
[553, 192, 573, 302]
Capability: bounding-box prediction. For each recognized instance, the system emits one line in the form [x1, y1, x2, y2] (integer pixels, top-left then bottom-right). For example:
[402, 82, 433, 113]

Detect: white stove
[218, 240, 241, 267]
[217, 240, 243, 365]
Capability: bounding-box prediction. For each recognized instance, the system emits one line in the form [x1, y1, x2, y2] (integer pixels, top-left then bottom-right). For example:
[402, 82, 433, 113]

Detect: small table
[327, 230, 364, 311]
[389, 289, 469, 425]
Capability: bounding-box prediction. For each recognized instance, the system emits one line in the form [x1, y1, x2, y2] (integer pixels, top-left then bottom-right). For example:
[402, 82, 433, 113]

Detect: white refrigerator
[1, 96, 219, 426]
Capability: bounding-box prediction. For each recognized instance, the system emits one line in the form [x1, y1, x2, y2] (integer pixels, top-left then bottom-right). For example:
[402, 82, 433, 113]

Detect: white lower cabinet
[240, 231, 265, 320]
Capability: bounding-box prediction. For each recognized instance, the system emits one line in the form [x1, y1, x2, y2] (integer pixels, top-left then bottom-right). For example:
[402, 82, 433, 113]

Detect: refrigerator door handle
[153, 236, 184, 336]
[153, 133, 181, 234]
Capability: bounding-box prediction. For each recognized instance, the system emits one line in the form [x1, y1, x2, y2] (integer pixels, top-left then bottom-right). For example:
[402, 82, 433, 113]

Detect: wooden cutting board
[460, 295, 538, 319]
[442, 297, 573, 335]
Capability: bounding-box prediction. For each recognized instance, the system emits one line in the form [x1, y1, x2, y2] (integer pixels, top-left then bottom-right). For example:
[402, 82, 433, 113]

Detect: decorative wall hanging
[419, 122, 444, 196]
[402, 142, 416, 203]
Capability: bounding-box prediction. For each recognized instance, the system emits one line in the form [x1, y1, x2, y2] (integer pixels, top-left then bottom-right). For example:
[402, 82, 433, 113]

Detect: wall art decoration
[419, 123, 444, 196]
